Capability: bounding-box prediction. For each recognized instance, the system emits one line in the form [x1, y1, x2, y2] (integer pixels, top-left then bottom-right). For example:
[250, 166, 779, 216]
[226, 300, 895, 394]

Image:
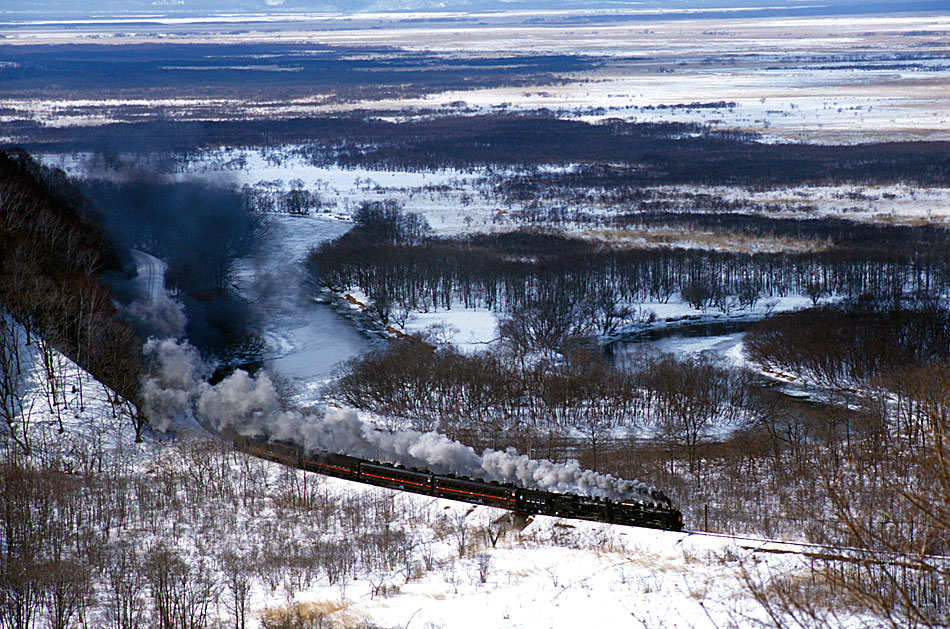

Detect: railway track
[682, 528, 950, 571]
[232, 433, 950, 574]
[232, 435, 684, 532]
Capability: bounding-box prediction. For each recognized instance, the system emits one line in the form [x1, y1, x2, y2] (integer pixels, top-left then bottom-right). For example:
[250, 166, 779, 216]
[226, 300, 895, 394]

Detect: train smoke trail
[85, 177, 261, 356]
[108, 174, 662, 504]
[141, 338, 662, 504]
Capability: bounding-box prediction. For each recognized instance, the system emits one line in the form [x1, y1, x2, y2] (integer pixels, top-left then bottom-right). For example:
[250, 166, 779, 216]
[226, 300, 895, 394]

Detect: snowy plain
[8, 316, 822, 629]
[4, 13, 950, 145]
[12, 10, 947, 623]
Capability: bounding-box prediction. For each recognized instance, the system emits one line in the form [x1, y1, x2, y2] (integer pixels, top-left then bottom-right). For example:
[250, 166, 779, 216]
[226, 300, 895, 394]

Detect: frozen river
[233, 214, 372, 403]
[607, 318, 752, 368]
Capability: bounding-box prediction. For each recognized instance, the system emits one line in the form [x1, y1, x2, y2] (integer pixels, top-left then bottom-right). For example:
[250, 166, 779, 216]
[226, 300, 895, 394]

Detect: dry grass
[260, 599, 366, 629]
[579, 227, 831, 254]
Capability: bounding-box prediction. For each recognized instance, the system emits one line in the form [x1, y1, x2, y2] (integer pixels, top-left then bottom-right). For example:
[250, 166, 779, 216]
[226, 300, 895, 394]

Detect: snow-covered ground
[4, 316, 820, 629]
[4, 13, 949, 144]
[259, 484, 784, 629]
[670, 182, 950, 224]
[37, 145, 875, 417]
[40, 148, 950, 240]
[1, 314, 156, 468]
[0, 173, 846, 628]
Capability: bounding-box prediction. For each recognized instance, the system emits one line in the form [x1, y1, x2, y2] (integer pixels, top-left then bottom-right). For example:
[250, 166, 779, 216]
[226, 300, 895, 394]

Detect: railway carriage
[233, 436, 683, 531]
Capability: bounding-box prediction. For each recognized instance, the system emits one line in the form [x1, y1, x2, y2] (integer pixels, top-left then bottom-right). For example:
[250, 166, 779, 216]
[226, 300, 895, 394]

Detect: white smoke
[126, 249, 188, 339]
[140, 338, 659, 504]
[140, 338, 211, 431]
[124, 293, 188, 339]
[196, 369, 291, 436]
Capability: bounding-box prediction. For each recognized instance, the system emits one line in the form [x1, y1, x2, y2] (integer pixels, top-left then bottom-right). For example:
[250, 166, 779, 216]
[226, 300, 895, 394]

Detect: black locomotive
[233, 436, 683, 531]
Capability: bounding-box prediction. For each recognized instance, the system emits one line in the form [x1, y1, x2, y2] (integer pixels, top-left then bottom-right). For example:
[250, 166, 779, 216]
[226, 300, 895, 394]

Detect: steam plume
[123, 292, 188, 340]
[83, 176, 261, 356]
[142, 338, 661, 504]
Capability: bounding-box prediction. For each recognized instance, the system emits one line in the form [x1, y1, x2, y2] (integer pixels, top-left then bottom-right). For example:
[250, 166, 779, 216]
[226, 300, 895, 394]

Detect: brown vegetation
[0, 149, 146, 445]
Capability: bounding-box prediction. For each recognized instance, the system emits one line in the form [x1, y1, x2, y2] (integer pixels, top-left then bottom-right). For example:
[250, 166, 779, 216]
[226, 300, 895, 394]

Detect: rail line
[232, 435, 683, 532]
[682, 529, 950, 570]
[232, 434, 950, 572]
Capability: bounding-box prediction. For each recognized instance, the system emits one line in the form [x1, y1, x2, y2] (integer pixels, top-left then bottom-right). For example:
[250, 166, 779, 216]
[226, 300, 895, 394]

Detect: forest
[309, 200, 950, 625]
[0, 149, 147, 444]
[18, 114, 950, 190]
[308, 203, 950, 332]
[3, 128, 950, 624]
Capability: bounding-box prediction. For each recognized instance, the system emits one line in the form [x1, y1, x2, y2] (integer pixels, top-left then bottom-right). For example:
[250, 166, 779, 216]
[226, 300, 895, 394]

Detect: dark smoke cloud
[81, 175, 264, 359]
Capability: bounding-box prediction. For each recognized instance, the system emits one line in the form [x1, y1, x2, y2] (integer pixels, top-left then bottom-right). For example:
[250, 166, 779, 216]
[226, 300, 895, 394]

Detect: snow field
[1, 335, 785, 629]
[41, 149, 950, 241]
[5, 14, 950, 144]
[320, 498, 766, 629]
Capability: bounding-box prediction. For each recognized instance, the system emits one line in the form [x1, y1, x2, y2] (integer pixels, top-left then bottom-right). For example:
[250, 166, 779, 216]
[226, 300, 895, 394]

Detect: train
[232, 435, 684, 532]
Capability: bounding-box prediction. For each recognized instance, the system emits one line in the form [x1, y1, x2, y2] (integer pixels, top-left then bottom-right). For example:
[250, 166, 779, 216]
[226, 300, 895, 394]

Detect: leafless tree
[145, 545, 220, 629]
[450, 511, 471, 558]
[470, 553, 491, 585]
[39, 559, 92, 629]
[588, 285, 633, 336]
[0, 464, 56, 629]
[219, 550, 253, 629]
[641, 355, 733, 475]
[498, 293, 592, 359]
[106, 544, 147, 629]
[35, 334, 67, 434]
[0, 315, 31, 455]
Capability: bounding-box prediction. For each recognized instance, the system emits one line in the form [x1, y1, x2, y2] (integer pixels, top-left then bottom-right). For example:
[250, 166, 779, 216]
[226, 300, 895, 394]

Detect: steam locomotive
[233, 436, 683, 532]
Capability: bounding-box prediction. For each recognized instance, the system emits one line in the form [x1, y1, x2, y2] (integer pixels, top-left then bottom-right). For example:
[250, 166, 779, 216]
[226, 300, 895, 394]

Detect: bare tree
[588, 285, 633, 337]
[450, 511, 471, 558]
[0, 315, 31, 455]
[0, 464, 53, 629]
[475, 553, 492, 584]
[35, 334, 67, 434]
[499, 293, 592, 359]
[145, 545, 220, 629]
[680, 280, 717, 312]
[39, 559, 92, 629]
[219, 550, 253, 629]
[106, 544, 147, 629]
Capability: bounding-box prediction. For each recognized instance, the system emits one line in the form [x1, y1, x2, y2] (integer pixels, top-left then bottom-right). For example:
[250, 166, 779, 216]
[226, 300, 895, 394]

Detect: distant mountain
[1, 0, 943, 20]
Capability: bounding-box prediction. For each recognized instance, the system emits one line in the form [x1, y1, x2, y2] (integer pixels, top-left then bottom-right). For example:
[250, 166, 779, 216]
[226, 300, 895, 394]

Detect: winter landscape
[2, 1, 949, 628]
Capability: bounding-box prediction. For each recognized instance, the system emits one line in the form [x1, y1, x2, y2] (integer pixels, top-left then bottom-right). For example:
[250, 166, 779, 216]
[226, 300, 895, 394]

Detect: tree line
[309, 207, 950, 349]
[0, 149, 146, 445]
[22, 114, 950, 188]
[745, 302, 950, 388]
